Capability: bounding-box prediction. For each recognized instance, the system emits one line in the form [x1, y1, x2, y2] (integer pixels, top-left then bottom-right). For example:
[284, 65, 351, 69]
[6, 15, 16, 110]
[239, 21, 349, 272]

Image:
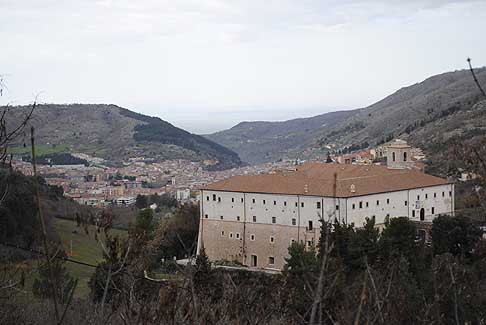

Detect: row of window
[206, 195, 337, 210]
[206, 214, 316, 228]
[221, 231, 277, 243]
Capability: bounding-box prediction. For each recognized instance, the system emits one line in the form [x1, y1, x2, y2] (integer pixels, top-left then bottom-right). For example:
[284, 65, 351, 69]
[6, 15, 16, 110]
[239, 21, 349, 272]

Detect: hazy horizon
[2, 0, 486, 133]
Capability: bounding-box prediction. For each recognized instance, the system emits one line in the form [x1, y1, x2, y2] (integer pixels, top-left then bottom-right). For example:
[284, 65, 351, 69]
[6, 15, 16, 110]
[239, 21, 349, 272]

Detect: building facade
[197, 163, 454, 270]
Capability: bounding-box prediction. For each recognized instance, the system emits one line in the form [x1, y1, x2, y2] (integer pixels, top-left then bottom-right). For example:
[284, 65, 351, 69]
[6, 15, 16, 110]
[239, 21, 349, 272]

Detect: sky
[1, 0, 486, 134]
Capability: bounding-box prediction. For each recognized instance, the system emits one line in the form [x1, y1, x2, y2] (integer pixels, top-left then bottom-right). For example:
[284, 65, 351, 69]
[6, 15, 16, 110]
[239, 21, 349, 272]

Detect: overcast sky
[1, 0, 486, 133]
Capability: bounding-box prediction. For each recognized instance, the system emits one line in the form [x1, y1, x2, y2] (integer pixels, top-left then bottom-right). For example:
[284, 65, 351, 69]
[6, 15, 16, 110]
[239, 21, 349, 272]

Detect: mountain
[4, 104, 241, 169]
[206, 69, 486, 164]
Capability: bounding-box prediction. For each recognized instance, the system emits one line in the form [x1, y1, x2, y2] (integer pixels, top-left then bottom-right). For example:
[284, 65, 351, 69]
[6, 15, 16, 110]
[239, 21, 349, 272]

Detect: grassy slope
[53, 218, 127, 297]
[10, 144, 71, 156]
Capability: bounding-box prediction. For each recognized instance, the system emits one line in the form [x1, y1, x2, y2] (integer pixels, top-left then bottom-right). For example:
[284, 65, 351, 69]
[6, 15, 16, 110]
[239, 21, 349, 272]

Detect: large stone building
[197, 162, 454, 270]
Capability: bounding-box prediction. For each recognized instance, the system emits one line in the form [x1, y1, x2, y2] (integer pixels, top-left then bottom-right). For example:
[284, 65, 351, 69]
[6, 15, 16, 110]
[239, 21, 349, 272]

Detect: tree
[379, 217, 417, 263]
[32, 253, 76, 304]
[135, 194, 148, 209]
[431, 215, 483, 257]
[135, 208, 154, 235]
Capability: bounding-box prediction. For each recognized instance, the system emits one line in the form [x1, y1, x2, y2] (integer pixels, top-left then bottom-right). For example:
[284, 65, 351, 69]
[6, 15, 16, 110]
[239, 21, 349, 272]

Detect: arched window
[392, 152, 396, 162]
[403, 152, 407, 161]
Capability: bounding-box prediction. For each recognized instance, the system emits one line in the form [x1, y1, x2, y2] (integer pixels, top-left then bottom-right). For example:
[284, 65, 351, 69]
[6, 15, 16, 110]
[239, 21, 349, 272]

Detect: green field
[53, 218, 127, 297]
[9, 143, 70, 156]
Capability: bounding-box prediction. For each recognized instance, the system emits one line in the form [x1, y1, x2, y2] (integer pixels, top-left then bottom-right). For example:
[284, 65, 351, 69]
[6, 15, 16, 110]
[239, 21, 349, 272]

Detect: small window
[359, 201, 363, 209]
[218, 197, 221, 202]
[442, 192, 445, 197]
[352, 203, 356, 210]
[272, 217, 276, 224]
[295, 202, 298, 207]
[206, 196, 209, 201]
[241, 198, 244, 203]
[386, 213, 390, 217]
[404, 152, 407, 162]
[236, 233, 240, 239]
[284, 201, 287, 206]
[386, 198, 390, 204]
[392, 152, 396, 162]
[237, 216, 240, 221]
[425, 194, 428, 199]
[252, 198, 255, 204]
[220, 215, 224, 220]
[221, 230, 225, 236]
[229, 232, 233, 238]
[336, 205, 339, 210]
[377, 200, 380, 206]
[204, 214, 208, 218]
[212, 194, 216, 201]
[263, 200, 266, 205]
[308, 220, 313, 231]
[417, 195, 420, 201]
[431, 207, 435, 214]
[250, 234, 255, 241]
[412, 210, 415, 218]
[307, 240, 313, 247]
[316, 202, 321, 209]
[301, 202, 304, 208]
[268, 256, 275, 265]
[270, 236, 275, 243]
[449, 191, 452, 197]
[292, 218, 296, 226]
[253, 215, 256, 222]
[366, 202, 369, 208]
[231, 198, 234, 203]
[274, 200, 277, 205]
[405, 201, 408, 206]
[434, 193, 437, 198]
[290, 238, 295, 244]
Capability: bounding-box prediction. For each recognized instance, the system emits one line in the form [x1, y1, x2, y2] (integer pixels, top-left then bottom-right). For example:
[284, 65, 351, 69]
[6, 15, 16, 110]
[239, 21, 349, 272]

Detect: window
[425, 194, 428, 199]
[307, 241, 313, 247]
[431, 207, 435, 214]
[405, 201, 408, 206]
[231, 198, 234, 203]
[221, 231, 225, 236]
[352, 203, 356, 210]
[206, 196, 209, 201]
[366, 202, 369, 208]
[449, 191, 452, 197]
[204, 214, 208, 218]
[417, 195, 420, 200]
[434, 193, 437, 198]
[274, 200, 277, 205]
[229, 232, 233, 238]
[241, 198, 244, 203]
[290, 238, 295, 245]
[336, 205, 339, 210]
[263, 199, 266, 205]
[392, 152, 396, 162]
[268, 256, 275, 265]
[301, 202, 304, 208]
[412, 210, 415, 218]
[377, 200, 380, 206]
[295, 202, 298, 207]
[272, 217, 276, 224]
[387, 198, 390, 204]
[252, 198, 255, 204]
[237, 216, 240, 221]
[251, 255, 258, 267]
[218, 197, 221, 202]
[284, 201, 287, 206]
[308, 221, 313, 231]
[236, 233, 240, 239]
[359, 201, 363, 209]
[386, 213, 390, 217]
[270, 236, 275, 243]
[212, 194, 216, 201]
[317, 202, 321, 209]
[292, 218, 296, 226]
[250, 234, 255, 241]
[253, 216, 256, 222]
[442, 192, 445, 197]
[404, 152, 407, 161]
[220, 215, 224, 220]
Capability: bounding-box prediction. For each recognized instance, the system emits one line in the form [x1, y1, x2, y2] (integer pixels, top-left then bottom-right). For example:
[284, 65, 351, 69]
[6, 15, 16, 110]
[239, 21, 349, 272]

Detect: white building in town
[197, 157, 454, 270]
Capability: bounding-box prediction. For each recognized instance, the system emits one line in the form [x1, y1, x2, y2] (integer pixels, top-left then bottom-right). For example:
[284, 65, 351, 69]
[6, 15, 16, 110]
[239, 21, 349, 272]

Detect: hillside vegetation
[207, 69, 486, 165]
[4, 104, 241, 169]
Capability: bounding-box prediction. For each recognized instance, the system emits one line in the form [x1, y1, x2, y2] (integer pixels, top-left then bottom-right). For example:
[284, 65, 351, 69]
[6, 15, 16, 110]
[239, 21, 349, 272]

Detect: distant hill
[4, 104, 241, 169]
[206, 69, 486, 165]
